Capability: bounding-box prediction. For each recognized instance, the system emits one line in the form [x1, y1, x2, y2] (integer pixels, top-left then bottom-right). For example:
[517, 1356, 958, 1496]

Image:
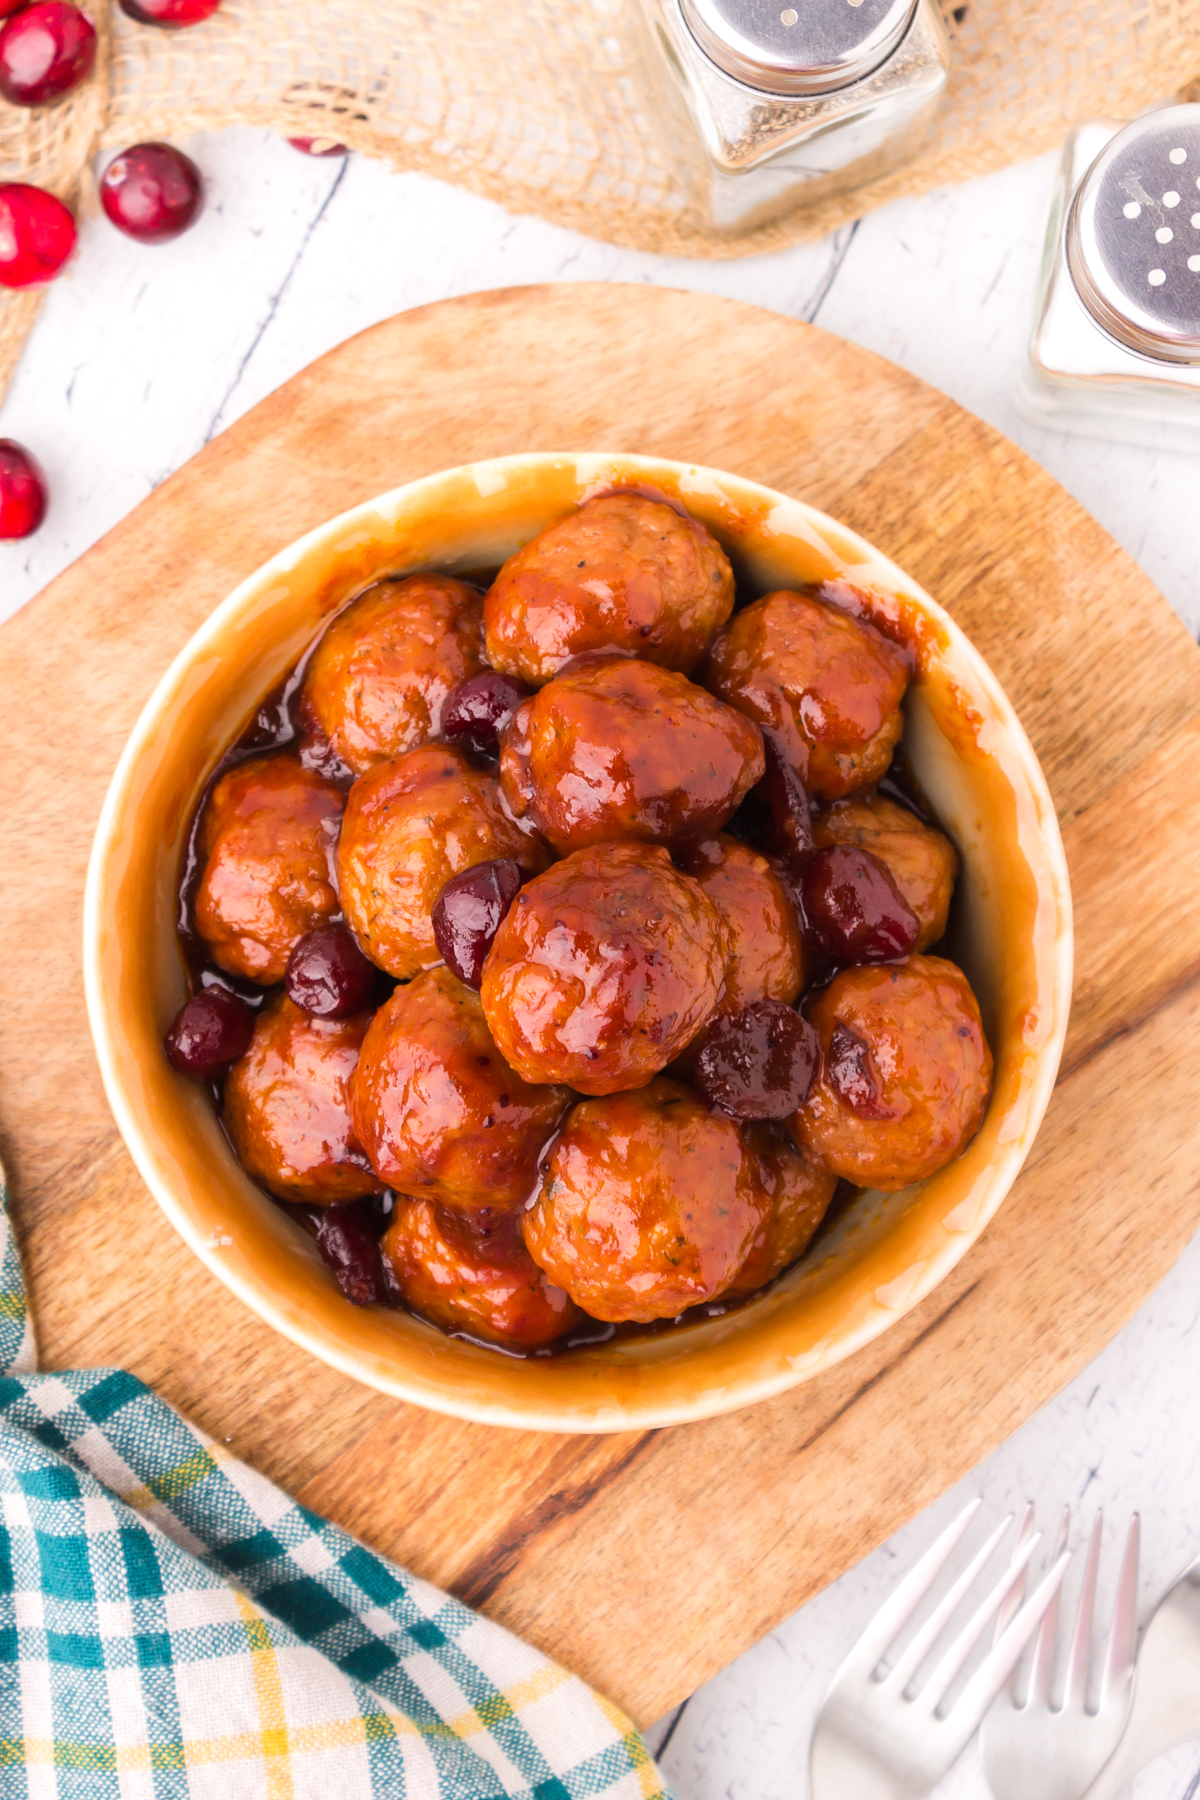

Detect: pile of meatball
[165, 489, 993, 1355]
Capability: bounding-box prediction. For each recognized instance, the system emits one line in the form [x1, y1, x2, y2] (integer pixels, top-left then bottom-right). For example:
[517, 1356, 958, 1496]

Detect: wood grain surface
[2, 284, 1199, 1728]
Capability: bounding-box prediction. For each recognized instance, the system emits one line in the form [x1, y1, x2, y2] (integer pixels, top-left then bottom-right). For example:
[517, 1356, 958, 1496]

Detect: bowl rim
[83, 450, 1074, 1432]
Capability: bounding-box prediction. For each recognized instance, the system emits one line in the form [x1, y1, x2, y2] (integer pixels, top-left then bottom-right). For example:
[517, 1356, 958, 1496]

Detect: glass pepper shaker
[633, 0, 953, 234]
[1018, 104, 1200, 452]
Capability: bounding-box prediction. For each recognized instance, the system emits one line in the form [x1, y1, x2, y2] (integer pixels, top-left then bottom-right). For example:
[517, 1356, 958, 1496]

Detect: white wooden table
[3, 127, 1199, 1800]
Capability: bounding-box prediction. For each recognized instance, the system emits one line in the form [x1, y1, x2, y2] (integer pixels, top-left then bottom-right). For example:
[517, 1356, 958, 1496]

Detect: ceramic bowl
[84, 452, 1072, 1433]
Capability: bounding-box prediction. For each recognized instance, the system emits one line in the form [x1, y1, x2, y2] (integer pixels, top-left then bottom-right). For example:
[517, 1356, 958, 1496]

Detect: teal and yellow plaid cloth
[0, 1165, 668, 1798]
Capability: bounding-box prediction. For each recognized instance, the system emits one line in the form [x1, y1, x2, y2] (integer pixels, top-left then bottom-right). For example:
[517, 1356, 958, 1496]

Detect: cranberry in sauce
[801, 843, 919, 964]
[0, 1, 95, 105]
[758, 728, 814, 866]
[285, 924, 377, 1019]
[441, 669, 526, 760]
[100, 142, 204, 243]
[826, 1020, 891, 1119]
[432, 857, 522, 988]
[164, 984, 255, 1081]
[694, 999, 819, 1121]
[315, 1201, 389, 1307]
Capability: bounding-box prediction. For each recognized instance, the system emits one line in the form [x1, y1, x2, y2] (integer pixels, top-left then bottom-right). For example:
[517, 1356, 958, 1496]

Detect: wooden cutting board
[3, 284, 1200, 1729]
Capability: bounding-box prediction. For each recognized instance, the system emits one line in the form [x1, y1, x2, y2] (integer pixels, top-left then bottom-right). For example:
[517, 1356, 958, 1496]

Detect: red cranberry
[287, 136, 349, 157]
[441, 670, 527, 760]
[758, 729, 815, 866]
[285, 924, 377, 1018]
[100, 142, 203, 244]
[827, 1020, 891, 1119]
[164, 984, 255, 1081]
[315, 1202, 389, 1307]
[0, 2, 96, 105]
[801, 843, 919, 963]
[0, 439, 47, 539]
[0, 182, 77, 287]
[432, 858, 522, 988]
[694, 999, 819, 1121]
[0, 0, 28, 16]
[118, 0, 220, 22]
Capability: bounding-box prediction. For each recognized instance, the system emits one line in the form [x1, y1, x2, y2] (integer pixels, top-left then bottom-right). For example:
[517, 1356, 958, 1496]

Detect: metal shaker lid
[1067, 104, 1200, 365]
[677, 0, 918, 96]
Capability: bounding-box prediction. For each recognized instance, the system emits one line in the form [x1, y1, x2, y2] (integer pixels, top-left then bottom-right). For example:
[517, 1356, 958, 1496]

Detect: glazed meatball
[222, 993, 380, 1205]
[484, 491, 735, 684]
[724, 1124, 837, 1296]
[337, 743, 551, 979]
[702, 587, 910, 801]
[499, 655, 764, 855]
[480, 840, 728, 1095]
[521, 1079, 771, 1323]
[788, 956, 992, 1191]
[674, 834, 804, 1012]
[813, 795, 958, 952]
[194, 755, 343, 984]
[302, 573, 484, 776]
[382, 1199, 582, 1351]
[351, 966, 570, 1210]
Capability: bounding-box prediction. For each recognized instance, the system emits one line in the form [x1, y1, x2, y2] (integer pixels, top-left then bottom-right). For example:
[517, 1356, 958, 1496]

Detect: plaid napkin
[0, 1164, 668, 1798]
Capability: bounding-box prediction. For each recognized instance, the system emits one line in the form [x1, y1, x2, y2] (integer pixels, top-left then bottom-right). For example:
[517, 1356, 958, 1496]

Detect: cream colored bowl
[84, 453, 1072, 1433]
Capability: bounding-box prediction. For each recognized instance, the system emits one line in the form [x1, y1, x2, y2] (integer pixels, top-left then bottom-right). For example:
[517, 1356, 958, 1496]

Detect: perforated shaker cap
[678, 0, 918, 96]
[1067, 104, 1200, 364]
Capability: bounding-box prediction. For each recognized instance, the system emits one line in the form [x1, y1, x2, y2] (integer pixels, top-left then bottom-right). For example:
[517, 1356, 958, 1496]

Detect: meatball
[788, 956, 992, 1191]
[499, 655, 764, 854]
[521, 1079, 770, 1323]
[702, 587, 910, 801]
[337, 744, 551, 979]
[484, 491, 735, 684]
[351, 966, 570, 1210]
[222, 994, 380, 1205]
[194, 755, 343, 984]
[480, 840, 728, 1095]
[724, 1124, 837, 1296]
[813, 795, 958, 952]
[382, 1200, 582, 1351]
[674, 834, 804, 1012]
[302, 573, 484, 776]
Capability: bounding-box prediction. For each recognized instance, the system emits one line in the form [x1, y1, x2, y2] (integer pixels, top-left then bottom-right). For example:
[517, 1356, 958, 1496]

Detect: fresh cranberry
[164, 985, 255, 1081]
[441, 670, 527, 760]
[316, 1202, 389, 1307]
[0, 0, 28, 16]
[118, 0, 220, 23]
[287, 136, 349, 157]
[694, 999, 819, 1121]
[100, 142, 203, 244]
[433, 858, 522, 988]
[801, 843, 919, 963]
[0, 182, 77, 287]
[827, 1020, 891, 1119]
[285, 924, 377, 1018]
[0, 2, 96, 105]
[0, 440, 47, 539]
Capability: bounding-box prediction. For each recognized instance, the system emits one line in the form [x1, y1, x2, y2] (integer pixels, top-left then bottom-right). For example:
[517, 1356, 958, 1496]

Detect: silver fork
[810, 1498, 1071, 1800]
[979, 1507, 1140, 1800]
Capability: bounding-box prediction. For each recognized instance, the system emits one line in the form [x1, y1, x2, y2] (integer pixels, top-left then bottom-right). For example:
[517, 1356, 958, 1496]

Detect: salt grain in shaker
[634, 0, 952, 233]
[1018, 105, 1200, 451]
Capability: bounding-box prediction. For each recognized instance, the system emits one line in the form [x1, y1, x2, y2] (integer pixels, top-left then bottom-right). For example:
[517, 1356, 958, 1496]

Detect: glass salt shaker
[1018, 104, 1200, 452]
[633, 0, 952, 234]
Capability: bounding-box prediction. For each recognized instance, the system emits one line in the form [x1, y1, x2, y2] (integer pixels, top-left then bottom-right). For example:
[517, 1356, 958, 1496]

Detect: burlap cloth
[2, 0, 1199, 402]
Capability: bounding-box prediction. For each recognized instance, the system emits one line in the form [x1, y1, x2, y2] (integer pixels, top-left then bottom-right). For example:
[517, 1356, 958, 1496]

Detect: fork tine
[993, 1502, 1036, 1647]
[1029, 1505, 1071, 1707]
[921, 1526, 1043, 1707]
[837, 1497, 983, 1677]
[885, 1513, 1014, 1691]
[950, 1550, 1072, 1736]
[1100, 1514, 1140, 1704]
[1063, 1510, 1103, 1709]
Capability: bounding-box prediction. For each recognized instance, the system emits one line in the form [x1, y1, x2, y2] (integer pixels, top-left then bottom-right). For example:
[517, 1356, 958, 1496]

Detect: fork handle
[810, 1732, 919, 1800]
